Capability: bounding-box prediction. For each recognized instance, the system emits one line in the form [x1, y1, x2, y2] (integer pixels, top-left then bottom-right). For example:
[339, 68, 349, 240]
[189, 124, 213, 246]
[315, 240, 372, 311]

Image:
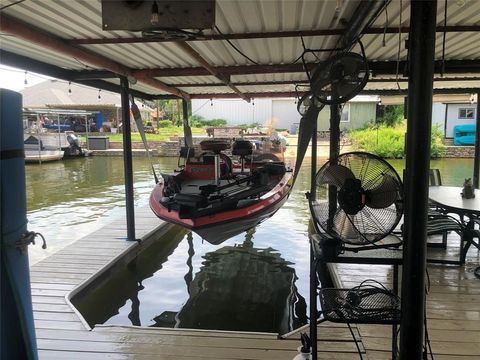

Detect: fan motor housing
[338, 178, 365, 215]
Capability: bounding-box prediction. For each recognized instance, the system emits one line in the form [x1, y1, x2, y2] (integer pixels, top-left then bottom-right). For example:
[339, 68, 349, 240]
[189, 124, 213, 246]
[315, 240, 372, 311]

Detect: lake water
[27, 155, 475, 334]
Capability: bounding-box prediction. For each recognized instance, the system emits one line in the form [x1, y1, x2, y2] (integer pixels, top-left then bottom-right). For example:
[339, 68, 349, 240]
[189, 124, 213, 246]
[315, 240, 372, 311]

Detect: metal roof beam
[0, 14, 189, 99]
[175, 42, 250, 102]
[189, 88, 480, 99]
[168, 77, 480, 87]
[0, 50, 157, 100]
[132, 60, 480, 78]
[67, 26, 480, 45]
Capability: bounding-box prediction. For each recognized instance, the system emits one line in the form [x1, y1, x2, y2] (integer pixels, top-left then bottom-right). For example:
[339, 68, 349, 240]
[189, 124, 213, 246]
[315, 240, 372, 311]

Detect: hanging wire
[441, 0, 448, 77]
[0, 0, 26, 11]
[395, 0, 403, 91]
[24, 71, 28, 85]
[68, 81, 72, 94]
[98, 89, 102, 99]
[382, 0, 389, 47]
[214, 25, 260, 65]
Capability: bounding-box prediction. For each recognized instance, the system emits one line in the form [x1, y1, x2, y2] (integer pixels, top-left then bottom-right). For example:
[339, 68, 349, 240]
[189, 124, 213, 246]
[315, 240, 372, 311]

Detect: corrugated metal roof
[1, 0, 479, 99]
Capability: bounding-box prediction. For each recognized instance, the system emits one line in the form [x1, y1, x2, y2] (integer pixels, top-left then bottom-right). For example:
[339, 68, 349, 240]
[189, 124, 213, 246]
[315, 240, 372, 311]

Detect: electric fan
[310, 152, 403, 245]
[297, 50, 369, 115]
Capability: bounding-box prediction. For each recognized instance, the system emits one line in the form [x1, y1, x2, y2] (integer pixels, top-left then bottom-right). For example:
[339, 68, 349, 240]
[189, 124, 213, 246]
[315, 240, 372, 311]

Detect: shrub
[158, 120, 172, 128]
[205, 118, 227, 127]
[350, 121, 446, 159]
[431, 124, 447, 158]
[188, 115, 206, 127]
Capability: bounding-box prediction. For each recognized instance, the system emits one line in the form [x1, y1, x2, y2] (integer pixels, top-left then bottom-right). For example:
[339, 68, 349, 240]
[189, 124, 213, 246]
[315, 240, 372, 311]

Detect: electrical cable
[395, 0, 403, 91]
[0, 0, 26, 11]
[214, 25, 260, 65]
[382, 0, 389, 47]
[441, 0, 448, 77]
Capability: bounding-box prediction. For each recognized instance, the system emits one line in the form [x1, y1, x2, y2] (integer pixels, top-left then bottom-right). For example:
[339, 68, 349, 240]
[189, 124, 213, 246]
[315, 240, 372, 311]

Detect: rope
[15, 231, 47, 253]
[130, 96, 159, 184]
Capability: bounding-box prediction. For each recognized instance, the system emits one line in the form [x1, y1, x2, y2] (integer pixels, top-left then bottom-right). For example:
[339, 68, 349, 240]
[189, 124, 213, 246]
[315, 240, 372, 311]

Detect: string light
[24, 71, 28, 85]
[150, 1, 159, 25]
[68, 81, 72, 95]
[252, 98, 255, 106]
[98, 89, 101, 99]
[210, 98, 213, 106]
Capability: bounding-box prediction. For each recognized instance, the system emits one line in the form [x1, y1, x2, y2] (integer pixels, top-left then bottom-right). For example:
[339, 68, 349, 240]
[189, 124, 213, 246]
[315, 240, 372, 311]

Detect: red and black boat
[150, 138, 293, 244]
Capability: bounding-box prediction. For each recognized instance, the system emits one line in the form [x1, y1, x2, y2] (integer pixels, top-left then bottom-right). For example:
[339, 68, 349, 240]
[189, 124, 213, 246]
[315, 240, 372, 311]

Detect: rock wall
[444, 145, 475, 158]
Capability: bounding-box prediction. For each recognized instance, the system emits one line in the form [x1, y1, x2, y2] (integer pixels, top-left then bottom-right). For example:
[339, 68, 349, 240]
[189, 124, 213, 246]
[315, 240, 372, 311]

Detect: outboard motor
[65, 133, 83, 156]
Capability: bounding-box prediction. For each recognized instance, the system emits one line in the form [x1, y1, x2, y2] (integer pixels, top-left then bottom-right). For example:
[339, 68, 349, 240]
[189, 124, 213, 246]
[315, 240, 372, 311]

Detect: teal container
[1, 89, 38, 359]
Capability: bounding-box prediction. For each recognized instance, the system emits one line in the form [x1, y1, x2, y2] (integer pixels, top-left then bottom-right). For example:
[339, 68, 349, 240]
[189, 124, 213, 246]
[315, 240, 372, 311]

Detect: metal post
[328, 105, 341, 227]
[400, 1, 437, 359]
[309, 107, 318, 360]
[120, 77, 136, 241]
[473, 92, 480, 189]
[182, 98, 193, 148]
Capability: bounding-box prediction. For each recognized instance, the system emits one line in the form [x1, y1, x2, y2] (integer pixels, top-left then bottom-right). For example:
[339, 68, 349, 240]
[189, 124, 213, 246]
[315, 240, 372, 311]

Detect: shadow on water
[174, 228, 307, 334]
[72, 226, 188, 326]
[74, 226, 307, 334]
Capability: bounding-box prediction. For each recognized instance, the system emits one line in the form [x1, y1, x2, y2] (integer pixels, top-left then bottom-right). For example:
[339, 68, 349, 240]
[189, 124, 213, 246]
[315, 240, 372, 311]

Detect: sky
[0, 65, 50, 92]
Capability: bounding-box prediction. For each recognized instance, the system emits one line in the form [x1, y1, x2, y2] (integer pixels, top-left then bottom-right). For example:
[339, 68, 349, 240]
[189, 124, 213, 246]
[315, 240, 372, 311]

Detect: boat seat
[232, 140, 253, 173]
[232, 140, 253, 157]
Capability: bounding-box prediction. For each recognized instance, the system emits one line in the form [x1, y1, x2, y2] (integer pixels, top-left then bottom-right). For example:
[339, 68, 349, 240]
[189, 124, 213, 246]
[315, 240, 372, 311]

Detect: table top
[429, 186, 480, 215]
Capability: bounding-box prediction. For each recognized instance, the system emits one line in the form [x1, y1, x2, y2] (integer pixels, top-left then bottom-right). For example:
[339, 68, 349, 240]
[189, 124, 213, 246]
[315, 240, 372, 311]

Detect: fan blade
[333, 208, 359, 242]
[366, 174, 399, 209]
[321, 164, 355, 187]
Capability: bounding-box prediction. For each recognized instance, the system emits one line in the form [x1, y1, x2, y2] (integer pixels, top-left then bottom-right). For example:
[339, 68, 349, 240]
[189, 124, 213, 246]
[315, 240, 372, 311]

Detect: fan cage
[310, 152, 404, 245]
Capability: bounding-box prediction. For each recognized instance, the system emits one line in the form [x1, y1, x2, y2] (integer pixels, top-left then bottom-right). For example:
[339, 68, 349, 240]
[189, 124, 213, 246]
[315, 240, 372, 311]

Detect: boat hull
[150, 171, 293, 244]
[24, 150, 64, 163]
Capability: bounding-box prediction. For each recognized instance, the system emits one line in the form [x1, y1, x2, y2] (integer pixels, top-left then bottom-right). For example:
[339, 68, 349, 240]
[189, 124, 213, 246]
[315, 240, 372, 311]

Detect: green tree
[376, 105, 404, 127]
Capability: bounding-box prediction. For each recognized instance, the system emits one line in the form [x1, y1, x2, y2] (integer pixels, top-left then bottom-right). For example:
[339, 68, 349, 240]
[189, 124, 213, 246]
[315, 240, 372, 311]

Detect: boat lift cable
[130, 96, 159, 184]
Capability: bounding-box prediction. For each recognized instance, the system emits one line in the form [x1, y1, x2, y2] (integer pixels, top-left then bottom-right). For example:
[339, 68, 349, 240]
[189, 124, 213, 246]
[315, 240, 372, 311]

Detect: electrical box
[101, 0, 216, 32]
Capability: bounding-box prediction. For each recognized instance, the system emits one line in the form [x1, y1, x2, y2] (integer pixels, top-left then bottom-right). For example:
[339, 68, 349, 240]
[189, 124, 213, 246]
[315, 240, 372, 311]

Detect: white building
[192, 96, 379, 131]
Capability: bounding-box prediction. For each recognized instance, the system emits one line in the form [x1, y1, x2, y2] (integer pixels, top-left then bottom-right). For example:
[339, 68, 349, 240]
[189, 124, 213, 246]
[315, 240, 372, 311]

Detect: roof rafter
[189, 88, 480, 99]
[131, 60, 480, 78]
[0, 14, 189, 99]
[67, 25, 480, 45]
[175, 42, 250, 102]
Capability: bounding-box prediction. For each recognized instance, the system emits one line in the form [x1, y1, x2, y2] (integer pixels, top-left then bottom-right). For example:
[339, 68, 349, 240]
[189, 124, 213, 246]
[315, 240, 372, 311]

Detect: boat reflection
[74, 227, 307, 334]
[171, 228, 308, 334]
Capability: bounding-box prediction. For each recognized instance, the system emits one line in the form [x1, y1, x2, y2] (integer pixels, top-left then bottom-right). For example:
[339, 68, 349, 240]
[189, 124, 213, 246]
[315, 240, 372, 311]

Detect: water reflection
[72, 226, 188, 326]
[74, 226, 307, 334]
[174, 228, 307, 334]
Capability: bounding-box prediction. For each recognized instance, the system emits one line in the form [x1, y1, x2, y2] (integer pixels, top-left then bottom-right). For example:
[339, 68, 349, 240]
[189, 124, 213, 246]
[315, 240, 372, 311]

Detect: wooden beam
[0, 14, 189, 99]
[68, 25, 480, 45]
[175, 42, 250, 102]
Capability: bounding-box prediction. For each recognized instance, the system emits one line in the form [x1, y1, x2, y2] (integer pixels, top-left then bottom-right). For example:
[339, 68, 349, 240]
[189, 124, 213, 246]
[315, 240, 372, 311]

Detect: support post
[474, 92, 480, 189]
[309, 108, 318, 360]
[182, 99, 193, 148]
[400, 1, 437, 359]
[328, 105, 341, 226]
[120, 77, 136, 241]
[1, 89, 38, 360]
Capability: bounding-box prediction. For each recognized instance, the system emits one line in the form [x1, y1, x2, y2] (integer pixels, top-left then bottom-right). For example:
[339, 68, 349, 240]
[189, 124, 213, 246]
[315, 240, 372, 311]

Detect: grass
[349, 122, 446, 159]
[81, 126, 206, 142]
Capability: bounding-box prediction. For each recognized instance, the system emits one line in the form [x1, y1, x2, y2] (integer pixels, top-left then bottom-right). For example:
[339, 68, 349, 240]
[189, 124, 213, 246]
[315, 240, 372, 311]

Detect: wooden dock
[30, 206, 363, 360]
[332, 234, 480, 360]
[29, 209, 480, 359]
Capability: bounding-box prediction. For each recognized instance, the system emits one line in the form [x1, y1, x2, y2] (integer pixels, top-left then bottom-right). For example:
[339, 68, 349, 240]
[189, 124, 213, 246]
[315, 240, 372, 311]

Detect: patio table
[429, 186, 480, 263]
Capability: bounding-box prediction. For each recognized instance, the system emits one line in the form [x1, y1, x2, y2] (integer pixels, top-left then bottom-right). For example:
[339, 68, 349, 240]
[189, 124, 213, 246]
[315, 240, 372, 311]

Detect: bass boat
[150, 139, 292, 244]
